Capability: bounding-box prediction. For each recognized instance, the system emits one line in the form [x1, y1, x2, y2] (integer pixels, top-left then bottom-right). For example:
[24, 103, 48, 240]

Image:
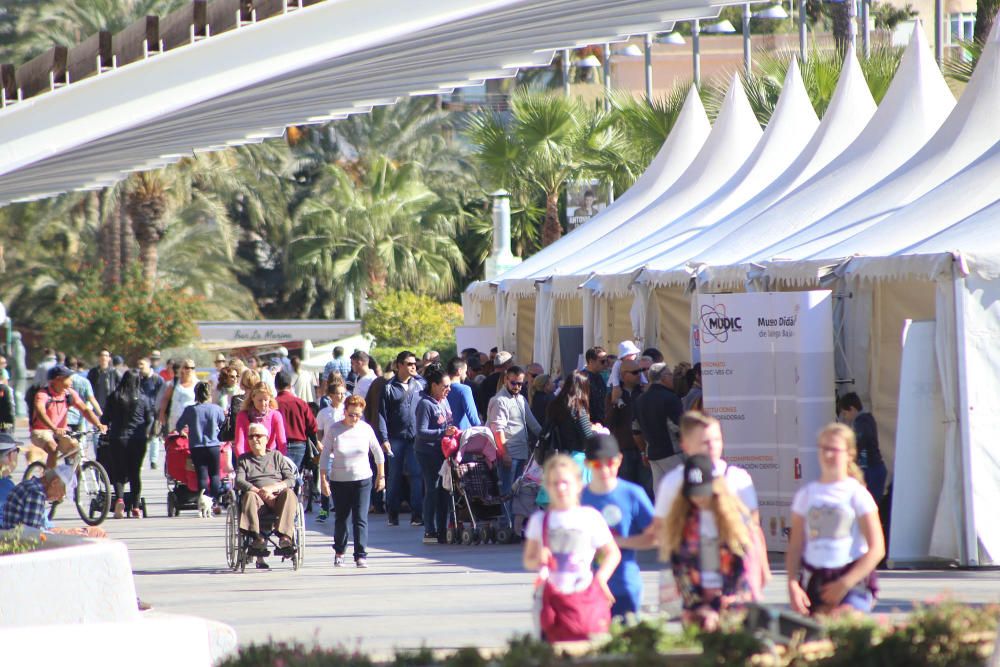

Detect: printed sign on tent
[698, 291, 835, 551]
[565, 179, 610, 231]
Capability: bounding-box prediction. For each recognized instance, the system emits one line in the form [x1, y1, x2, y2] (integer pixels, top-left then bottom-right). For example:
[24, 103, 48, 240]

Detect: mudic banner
[697, 291, 835, 551]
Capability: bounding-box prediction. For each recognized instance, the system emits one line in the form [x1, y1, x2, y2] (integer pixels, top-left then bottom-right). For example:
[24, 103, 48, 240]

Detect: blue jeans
[864, 461, 888, 501]
[387, 437, 422, 519]
[416, 448, 448, 537]
[331, 477, 372, 560]
[147, 435, 161, 465]
[499, 457, 526, 517]
[619, 449, 652, 497]
[286, 441, 306, 471]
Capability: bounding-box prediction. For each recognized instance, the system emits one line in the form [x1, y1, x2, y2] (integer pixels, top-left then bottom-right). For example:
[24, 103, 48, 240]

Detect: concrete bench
[0, 528, 236, 665]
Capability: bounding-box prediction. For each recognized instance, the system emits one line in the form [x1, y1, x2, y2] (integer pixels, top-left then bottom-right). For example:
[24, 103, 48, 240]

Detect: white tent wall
[515, 295, 536, 364]
[951, 273, 1000, 563]
[531, 285, 584, 374]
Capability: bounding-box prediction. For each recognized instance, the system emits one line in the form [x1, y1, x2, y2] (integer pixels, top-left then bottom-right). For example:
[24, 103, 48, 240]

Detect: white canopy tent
[475, 22, 1000, 565]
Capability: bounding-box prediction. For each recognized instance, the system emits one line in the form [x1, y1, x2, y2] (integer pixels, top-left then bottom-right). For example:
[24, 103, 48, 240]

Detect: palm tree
[608, 86, 698, 174]
[703, 46, 903, 125]
[288, 156, 465, 308]
[10, 0, 188, 60]
[125, 172, 168, 291]
[467, 92, 592, 247]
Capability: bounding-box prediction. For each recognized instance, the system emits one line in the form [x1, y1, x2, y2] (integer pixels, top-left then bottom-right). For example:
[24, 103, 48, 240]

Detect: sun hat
[0, 433, 21, 454]
[495, 351, 513, 366]
[618, 340, 640, 358]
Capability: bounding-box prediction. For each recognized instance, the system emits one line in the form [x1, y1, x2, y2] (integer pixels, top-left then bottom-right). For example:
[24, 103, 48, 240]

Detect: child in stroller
[440, 426, 515, 544]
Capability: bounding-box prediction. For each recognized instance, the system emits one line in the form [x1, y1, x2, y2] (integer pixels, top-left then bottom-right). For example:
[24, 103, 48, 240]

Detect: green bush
[363, 291, 463, 353]
[40, 267, 205, 363]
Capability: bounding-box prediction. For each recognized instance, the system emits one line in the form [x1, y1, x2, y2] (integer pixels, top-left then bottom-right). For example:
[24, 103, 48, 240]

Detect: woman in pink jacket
[233, 382, 287, 457]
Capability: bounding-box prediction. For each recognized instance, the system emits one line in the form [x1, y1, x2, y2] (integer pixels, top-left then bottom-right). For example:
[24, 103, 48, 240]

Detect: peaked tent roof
[585, 57, 820, 295]
[530, 71, 764, 296]
[469, 84, 711, 301]
[697, 23, 956, 287]
[639, 47, 877, 287]
[751, 19, 1000, 263]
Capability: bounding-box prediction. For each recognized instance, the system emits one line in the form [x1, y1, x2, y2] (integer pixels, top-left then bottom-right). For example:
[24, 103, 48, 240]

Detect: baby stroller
[164, 432, 234, 517]
[441, 426, 515, 545]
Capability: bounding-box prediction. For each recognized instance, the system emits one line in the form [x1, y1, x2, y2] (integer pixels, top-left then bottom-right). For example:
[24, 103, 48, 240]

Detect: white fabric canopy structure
[638, 49, 877, 287]
[0, 0, 734, 203]
[584, 56, 820, 295]
[474, 22, 1000, 566]
[468, 85, 712, 302]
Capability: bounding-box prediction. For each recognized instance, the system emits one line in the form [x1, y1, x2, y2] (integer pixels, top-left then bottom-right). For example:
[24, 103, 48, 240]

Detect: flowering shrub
[40, 267, 206, 362]
[0, 525, 44, 556]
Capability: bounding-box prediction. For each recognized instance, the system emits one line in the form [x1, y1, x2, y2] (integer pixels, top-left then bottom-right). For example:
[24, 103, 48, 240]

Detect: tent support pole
[952, 267, 979, 566]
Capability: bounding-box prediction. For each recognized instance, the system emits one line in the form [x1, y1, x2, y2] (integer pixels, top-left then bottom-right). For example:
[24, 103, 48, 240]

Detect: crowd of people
[0, 339, 888, 642]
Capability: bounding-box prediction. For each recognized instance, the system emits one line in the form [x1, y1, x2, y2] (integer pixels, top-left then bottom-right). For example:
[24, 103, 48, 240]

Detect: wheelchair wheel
[225, 501, 240, 571]
[292, 501, 305, 571]
[76, 461, 112, 526]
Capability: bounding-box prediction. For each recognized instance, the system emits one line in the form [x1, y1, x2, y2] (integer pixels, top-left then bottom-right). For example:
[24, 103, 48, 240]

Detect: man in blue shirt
[0, 434, 21, 510]
[445, 357, 480, 430]
[323, 346, 351, 383]
[581, 432, 654, 618]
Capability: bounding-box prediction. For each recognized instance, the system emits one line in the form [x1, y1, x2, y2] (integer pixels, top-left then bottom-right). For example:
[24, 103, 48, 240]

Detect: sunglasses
[248, 433, 267, 439]
[587, 459, 616, 469]
[183, 366, 196, 370]
[508, 381, 524, 387]
[623, 369, 640, 375]
[345, 412, 364, 419]
[404, 361, 417, 367]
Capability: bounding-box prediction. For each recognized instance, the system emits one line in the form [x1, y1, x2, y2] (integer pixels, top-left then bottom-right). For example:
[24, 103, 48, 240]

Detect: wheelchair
[225, 481, 305, 572]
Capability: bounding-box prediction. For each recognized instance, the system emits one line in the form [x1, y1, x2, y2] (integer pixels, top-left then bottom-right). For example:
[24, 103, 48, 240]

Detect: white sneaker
[334, 554, 345, 567]
[356, 557, 368, 568]
[113, 499, 125, 519]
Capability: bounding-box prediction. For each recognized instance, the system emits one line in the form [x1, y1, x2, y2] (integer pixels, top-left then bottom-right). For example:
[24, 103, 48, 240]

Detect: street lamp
[562, 51, 601, 98]
[658, 32, 686, 45]
[743, 4, 790, 76]
[614, 44, 644, 57]
[702, 19, 737, 33]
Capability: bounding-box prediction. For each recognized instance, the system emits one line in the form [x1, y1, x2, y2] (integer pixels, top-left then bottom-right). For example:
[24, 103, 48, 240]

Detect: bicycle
[22, 429, 113, 526]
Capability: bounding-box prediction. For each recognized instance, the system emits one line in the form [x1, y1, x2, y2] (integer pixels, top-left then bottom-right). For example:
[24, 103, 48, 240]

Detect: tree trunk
[137, 236, 158, 290]
[975, 1, 999, 44]
[100, 189, 121, 288]
[830, 1, 851, 53]
[541, 190, 562, 247]
[120, 198, 134, 271]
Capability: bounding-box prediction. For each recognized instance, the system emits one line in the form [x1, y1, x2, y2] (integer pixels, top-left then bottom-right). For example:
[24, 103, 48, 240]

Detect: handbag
[536, 512, 612, 642]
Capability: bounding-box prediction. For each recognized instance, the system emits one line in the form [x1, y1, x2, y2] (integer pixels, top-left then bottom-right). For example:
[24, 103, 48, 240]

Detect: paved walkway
[40, 458, 1000, 654]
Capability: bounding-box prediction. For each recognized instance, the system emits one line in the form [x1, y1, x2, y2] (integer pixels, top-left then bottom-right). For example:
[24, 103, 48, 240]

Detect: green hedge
[218, 602, 999, 667]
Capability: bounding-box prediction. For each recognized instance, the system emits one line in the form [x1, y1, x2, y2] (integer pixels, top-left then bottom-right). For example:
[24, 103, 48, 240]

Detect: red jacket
[276, 390, 317, 443]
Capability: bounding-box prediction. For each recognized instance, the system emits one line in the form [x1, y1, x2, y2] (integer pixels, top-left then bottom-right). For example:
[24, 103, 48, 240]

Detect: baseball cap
[112, 355, 124, 366]
[682, 454, 716, 498]
[47, 364, 74, 380]
[618, 340, 640, 358]
[0, 433, 21, 454]
[150, 350, 162, 359]
[215, 353, 227, 362]
[495, 351, 513, 366]
[584, 433, 620, 462]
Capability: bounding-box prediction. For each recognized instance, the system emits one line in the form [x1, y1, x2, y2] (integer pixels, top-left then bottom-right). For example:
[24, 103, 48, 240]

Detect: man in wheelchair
[235, 423, 298, 569]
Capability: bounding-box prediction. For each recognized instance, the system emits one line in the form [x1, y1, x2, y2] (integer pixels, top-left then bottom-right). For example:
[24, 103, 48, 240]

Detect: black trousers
[190, 445, 221, 498]
[110, 439, 148, 509]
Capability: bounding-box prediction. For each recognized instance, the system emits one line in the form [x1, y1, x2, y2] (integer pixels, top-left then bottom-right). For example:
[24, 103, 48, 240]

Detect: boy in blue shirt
[581, 433, 655, 618]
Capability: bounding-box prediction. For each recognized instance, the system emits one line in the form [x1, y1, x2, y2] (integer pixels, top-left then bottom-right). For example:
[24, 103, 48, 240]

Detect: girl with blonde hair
[658, 454, 753, 630]
[523, 454, 621, 642]
[232, 381, 286, 457]
[787, 423, 884, 616]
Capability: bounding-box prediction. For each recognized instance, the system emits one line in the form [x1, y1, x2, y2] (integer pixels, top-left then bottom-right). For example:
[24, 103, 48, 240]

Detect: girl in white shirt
[787, 423, 885, 615]
[522, 454, 620, 642]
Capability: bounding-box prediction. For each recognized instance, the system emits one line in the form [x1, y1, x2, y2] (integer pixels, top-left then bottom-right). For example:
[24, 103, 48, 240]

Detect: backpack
[25, 384, 41, 424]
[532, 422, 562, 464]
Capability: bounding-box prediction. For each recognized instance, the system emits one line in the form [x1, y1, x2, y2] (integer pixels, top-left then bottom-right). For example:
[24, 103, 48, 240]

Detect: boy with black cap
[581, 432, 654, 618]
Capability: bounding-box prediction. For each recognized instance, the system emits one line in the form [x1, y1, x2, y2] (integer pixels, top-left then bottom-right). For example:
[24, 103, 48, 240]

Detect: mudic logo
[700, 303, 743, 343]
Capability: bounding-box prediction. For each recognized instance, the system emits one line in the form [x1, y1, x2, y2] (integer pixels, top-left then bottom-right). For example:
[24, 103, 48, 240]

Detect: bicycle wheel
[76, 461, 112, 526]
